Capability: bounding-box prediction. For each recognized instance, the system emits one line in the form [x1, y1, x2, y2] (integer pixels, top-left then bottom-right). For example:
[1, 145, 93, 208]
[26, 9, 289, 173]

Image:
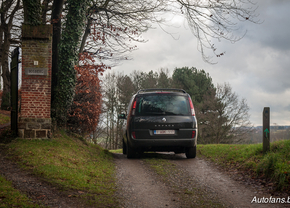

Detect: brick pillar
[19, 24, 52, 139]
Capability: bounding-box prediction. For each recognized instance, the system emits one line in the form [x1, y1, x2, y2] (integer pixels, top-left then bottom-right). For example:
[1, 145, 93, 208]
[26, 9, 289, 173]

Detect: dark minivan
[119, 89, 198, 159]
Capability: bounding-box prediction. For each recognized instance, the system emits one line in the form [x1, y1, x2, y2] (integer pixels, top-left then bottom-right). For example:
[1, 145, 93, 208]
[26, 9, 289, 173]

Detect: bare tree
[0, 0, 22, 109]
[197, 83, 253, 144]
[78, 0, 260, 65]
[78, 0, 167, 66]
[218, 83, 253, 143]
[101, 72, 121, 149]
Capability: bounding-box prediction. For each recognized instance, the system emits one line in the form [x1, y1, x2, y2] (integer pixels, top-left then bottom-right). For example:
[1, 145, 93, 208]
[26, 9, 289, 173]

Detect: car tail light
[131, 100, 137, 116]
[191, 130, 196, 138]
[131, 131, 136, 139]
[188, 97, 195, 116]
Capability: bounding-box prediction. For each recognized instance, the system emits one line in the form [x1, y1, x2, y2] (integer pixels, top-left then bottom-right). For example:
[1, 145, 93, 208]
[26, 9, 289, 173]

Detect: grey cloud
[246, 0, 290, 51]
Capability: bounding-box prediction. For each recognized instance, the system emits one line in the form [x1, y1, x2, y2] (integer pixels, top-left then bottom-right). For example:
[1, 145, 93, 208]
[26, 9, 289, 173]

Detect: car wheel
[185, 146, 196, 159]
[126, 143, 136, 159]
[122, 139, 127, 155]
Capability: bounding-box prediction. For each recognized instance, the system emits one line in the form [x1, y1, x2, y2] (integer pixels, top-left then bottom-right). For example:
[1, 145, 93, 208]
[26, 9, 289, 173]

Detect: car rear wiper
[164, 112, 178, 115]
[146, 112, 165, 115]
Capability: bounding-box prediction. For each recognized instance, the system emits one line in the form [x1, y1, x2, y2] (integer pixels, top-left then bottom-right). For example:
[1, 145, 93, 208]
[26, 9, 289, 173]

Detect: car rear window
[136, 94, 190, 116]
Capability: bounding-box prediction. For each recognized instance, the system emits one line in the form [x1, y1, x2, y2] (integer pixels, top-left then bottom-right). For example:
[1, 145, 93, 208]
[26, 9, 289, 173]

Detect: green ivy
[1, 92, 10, 110]
[23, 0, 41, 25]
[52, 0, 88, 127]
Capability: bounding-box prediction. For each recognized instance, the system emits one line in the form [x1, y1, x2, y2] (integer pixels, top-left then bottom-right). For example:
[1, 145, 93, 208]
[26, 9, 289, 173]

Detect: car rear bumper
[127, 137, 196, 151]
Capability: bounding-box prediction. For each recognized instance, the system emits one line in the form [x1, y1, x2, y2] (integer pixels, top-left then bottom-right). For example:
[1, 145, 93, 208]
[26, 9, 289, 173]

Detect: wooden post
[263, 107, 270, 154]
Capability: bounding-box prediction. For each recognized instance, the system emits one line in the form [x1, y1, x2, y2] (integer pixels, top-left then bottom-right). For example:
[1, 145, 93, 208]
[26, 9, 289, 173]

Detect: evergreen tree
[172, 67, 214, 105]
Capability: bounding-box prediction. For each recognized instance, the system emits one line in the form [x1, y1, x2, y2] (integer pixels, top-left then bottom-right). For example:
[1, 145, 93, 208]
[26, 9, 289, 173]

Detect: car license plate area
[154, 130, 175, 135]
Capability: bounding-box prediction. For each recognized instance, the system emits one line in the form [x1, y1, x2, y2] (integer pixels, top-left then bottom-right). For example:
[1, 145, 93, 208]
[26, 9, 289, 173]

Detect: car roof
[137, 89, 187, 95]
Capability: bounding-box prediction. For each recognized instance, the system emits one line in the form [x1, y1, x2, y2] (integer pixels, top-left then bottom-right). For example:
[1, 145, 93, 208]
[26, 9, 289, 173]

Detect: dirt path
[114, 153, 181, 208]
[171, 154, 289, 208]
[114, 153, 290, 208]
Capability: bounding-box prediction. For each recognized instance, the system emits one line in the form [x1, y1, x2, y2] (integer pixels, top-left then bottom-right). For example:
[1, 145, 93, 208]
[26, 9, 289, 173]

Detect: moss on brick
[22, 24, 52, 39]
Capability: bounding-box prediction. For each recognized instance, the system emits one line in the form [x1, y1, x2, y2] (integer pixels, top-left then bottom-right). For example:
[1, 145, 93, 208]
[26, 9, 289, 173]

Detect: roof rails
[137, 89, 187, 94]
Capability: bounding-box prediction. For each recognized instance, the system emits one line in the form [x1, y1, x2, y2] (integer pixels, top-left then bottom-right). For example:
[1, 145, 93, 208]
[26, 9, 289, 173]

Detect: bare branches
[80, 0, 260, 65]
[41, 0, 53, 24]
[170, 0, 260, 63]
[197, 82, 253, 144]
[79, 0, 168, 65]
[0, 0, 22, 105]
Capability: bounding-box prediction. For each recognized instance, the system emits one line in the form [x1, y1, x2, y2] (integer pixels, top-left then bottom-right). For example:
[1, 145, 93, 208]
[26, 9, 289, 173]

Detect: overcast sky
[110, 0, 290, 126]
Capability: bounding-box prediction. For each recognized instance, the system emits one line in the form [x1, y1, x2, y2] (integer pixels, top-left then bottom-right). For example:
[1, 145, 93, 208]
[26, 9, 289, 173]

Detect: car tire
[122, 139, 127, 155]
[185, 146, 196, 159]
[126, 143, 136, 159]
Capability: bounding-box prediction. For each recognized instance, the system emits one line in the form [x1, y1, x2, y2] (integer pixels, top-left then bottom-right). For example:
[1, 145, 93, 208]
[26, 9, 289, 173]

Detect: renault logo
[162, 118, 166, 122]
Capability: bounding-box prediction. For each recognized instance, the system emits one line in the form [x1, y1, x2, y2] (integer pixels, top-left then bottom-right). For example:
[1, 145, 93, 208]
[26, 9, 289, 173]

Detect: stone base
[18, 117, 51, 139]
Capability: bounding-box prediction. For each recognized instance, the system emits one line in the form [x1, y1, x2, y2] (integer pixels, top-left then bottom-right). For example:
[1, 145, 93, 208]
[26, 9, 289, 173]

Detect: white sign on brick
[25, 68, 47, 76]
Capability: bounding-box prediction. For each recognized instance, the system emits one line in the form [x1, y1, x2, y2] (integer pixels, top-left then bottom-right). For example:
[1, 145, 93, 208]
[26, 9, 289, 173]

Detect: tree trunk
[41, 0, 50, 24]
[1, 25, 11, 110]
[51, 0, 65, 112]
[0, 0, 21, 109]
[79, 18, 93, 54]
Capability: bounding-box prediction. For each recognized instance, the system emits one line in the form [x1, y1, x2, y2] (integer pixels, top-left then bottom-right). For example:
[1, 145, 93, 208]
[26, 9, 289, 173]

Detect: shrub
[67, 53, 104, 135]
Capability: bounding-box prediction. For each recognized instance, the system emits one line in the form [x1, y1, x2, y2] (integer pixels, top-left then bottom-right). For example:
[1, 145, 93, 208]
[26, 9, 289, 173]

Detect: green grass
[4, 131, 118, 207]
[0, 175, 41, 208]
[0, 114, 9, 125]
[198, 140, 290, 191]
[109, 149, 122, 154]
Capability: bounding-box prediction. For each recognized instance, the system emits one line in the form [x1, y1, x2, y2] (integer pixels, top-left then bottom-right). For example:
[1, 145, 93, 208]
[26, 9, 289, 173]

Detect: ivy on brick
[52, 0, 89, 127]
[23, 0, 41, 25]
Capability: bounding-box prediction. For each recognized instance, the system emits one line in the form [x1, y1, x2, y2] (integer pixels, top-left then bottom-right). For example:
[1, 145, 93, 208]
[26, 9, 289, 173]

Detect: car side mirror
[118, 113, 126, 119]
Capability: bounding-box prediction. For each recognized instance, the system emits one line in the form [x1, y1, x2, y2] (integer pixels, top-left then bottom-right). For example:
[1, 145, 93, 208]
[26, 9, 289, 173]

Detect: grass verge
[0, 175, 41, 208]
[3, 130, 118, 207]
[198, 140, 290, 191]
[109, 149, 122, 154]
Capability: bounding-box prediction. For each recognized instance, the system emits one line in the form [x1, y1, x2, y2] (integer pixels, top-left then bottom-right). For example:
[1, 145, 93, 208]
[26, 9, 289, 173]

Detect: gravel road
[114, 153, 181, 208]
[114, 152, 290, 208]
